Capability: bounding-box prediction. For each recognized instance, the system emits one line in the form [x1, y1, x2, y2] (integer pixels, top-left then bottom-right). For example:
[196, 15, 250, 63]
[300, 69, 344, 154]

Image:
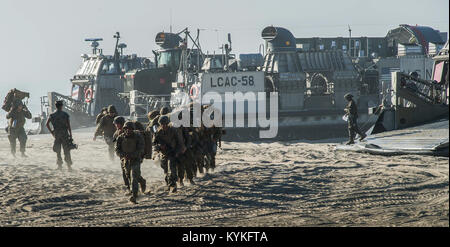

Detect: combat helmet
[55, 100, 64, 107]
[158, 115, 170, 125]
[123, 121, 135, 130]
[344, 93, 353, 100]
[108, 105, 117, 114]
[160, 106, 170, 115]
[134, 121, 145, 131]
[113, 116, 125, 125]
[147, 110, 160, 121]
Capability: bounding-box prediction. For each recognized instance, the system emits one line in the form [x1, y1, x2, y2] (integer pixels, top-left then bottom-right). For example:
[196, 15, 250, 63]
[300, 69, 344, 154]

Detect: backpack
[143, 129, 153, 159]
[135, 121, 152, 159]
[95, 111, 106, 125]
[2, 88, 29, 112]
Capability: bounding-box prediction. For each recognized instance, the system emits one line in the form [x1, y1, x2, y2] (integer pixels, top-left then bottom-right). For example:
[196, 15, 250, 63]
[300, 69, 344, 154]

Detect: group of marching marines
[2, 88, 223, 204]
[3, 88, 364, 204]
[94, 103, 224, 204]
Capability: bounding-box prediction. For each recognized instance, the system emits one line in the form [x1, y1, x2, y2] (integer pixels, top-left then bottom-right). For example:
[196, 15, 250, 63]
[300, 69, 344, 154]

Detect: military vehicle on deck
[38, 32, 152, 133]
[120, 28, 204, 122]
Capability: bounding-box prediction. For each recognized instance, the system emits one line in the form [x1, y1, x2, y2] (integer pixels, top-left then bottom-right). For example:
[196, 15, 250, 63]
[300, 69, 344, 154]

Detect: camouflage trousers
[121, 158, 145, 197]
[177, 149, 195, 182]
[160, 154, 178, 188]
[193, 150, 205, 175]
[8, 127, 27, 155]
[204, 142, 217, 170]
[104, 136, 115, 160]
[347, 115, 364, 141]
[53, 133, 72, 166]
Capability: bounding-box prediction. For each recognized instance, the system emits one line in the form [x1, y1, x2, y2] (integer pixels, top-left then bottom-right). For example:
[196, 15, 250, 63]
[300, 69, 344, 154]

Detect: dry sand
[0, 128, 448, 226]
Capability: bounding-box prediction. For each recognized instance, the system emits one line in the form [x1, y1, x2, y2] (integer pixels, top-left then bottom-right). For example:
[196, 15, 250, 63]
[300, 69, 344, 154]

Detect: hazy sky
[0, 0, 448, 115]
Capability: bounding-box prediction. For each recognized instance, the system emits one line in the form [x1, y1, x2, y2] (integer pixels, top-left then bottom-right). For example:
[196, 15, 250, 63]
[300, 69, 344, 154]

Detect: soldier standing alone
[344, 93, 366, 145]
[46, 100, 73, 170]
[94, 105, 118, 160]
[6, 99, 32, 157]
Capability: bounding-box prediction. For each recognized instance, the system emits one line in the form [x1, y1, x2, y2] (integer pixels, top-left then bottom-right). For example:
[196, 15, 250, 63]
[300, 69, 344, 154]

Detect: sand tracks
[0, 133, 448, 226]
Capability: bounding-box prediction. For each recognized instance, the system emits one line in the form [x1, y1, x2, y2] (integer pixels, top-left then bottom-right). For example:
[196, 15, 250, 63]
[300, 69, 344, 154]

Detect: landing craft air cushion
[37, 32, 152, 133]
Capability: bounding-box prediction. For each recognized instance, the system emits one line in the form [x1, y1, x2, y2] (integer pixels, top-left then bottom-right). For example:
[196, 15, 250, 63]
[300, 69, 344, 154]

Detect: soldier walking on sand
[115, 121, 145, 204]
[94, 105, 118, 160]
[112, 116, 132, 192]
[153, 115, 186, 193]
[344, 93, 366, 145]
[6, 99, 32, 157]
[46, 100, 73, 170]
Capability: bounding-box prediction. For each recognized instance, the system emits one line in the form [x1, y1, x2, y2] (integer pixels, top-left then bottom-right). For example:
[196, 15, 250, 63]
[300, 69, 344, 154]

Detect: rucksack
[143, 129, 153, 159]
[2, 88, 29, 112]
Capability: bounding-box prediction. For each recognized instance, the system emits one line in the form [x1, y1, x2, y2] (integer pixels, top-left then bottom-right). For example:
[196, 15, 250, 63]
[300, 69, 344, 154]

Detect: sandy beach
[0, 128, 448, 227]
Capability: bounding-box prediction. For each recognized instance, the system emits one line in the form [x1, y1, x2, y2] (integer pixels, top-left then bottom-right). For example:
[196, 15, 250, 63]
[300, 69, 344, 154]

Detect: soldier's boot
[20, 152, 28, 158]
[122, 174, 130, 189]
[129, 195, 137, 204]
[359, 133, 367, 141]
[189, 178, 196, 185]
[179, 180, 184, 187]
[129, 189, 138, 203]
[170, 186, 177, 193]
[210, 157, 216, 171]
[66, 159, 73, 171]
[64, 155, 73, 167]
[139, 178, 146, 194]
[125, 186, 132, 196]
[56, 156, 63, 170]
[10, 147, 16, 158]
[346, 138, 355, 145]
[197, 159, 204, 174]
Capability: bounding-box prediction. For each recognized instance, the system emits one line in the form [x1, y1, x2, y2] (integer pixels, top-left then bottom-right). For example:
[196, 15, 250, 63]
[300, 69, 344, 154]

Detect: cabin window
[101, 62, 119, 74]
[120, 62, 129, 72]
[433, 61, 445, 83]
[158, 50, 181, 70]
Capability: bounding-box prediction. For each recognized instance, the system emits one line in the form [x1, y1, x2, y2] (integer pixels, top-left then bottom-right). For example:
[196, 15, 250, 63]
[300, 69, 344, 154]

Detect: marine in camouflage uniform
[6, 99, 32, 157]
[112, 116, 131, 192]
[46, 100, 73, 170]
[344, 93, 366, 145]
[147, 110, 160, 132]
[96, 107, 108, 125]
[153, 115, 186, 193]
[115, 121, 145, 204]
[94, 105, 118, 160]
[176, 110, 196, 185]
[131, 120, 148, 194]
[204, 125, 223, 171]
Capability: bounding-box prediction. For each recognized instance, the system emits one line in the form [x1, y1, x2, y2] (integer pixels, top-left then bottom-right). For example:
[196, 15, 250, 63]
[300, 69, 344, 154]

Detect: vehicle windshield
[101, 61, 119, 74]
[157, 49, 181, 70]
